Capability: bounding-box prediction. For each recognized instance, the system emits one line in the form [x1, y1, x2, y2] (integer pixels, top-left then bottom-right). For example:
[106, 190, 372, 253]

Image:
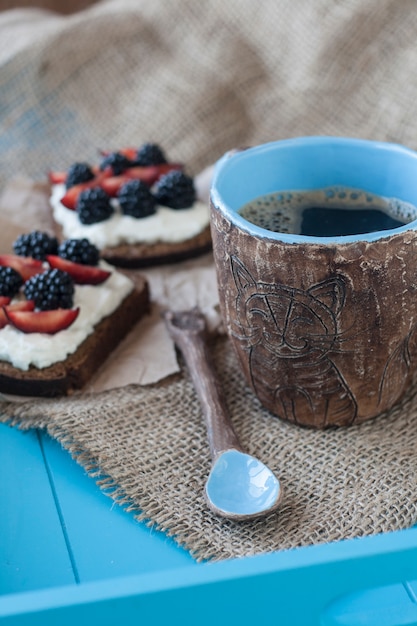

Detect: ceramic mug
[210, 136, 417, 428]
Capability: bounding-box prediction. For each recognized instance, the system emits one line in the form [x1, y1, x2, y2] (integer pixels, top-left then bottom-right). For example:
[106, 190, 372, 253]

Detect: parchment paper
[0, 165, 221, 394]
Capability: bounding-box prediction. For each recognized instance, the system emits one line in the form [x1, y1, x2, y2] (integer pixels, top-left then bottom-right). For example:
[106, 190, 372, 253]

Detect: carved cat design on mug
[231, 256, 358, 427]
[379, 322, 417, 409]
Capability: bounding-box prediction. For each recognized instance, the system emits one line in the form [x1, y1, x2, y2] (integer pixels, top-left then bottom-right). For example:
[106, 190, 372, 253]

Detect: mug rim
[210, 136, 417, 245]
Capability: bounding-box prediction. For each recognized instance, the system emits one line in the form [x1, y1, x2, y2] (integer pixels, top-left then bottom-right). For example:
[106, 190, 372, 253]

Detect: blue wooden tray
[1, 422, 416, 626]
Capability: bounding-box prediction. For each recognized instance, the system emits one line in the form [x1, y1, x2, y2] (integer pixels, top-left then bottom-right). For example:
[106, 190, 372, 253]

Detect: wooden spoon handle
[163, 309, 242, 459]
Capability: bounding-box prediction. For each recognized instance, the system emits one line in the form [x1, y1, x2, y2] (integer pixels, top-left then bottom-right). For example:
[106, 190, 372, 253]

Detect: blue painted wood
[321, 581, 417, 625]
[1, 528, 417, 625]
[1, 423, 417, 625]
[0, 424, 75, 594]
[39, 433, 195, 583]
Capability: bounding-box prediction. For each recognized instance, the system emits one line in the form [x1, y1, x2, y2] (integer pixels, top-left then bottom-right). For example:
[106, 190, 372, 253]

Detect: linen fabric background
[1, 0, 417, 561]
[1, 0, 417, 189]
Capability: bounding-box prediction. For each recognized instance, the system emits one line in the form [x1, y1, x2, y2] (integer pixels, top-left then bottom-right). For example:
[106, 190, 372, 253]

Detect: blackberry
[13, 231, 58, 260]
[24, 269, 74, 310]
[0, 266, 23, 298]
[118, 179, 156, 218]
[66, 162, 95, 189]
[134, 143, 167, 166]
[76, 187, 114, 225]
[99, 152, 131, 175]
[58, 238, 100, 266]
[153, 170, 196, 209]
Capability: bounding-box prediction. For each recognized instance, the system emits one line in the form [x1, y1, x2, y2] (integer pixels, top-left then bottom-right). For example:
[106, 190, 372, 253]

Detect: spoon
[164, 308, 283, 521]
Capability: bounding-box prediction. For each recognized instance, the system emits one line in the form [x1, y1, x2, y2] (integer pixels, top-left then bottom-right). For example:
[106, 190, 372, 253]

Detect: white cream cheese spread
[50, 184, 210, 249]
[0, 263, 133, 370]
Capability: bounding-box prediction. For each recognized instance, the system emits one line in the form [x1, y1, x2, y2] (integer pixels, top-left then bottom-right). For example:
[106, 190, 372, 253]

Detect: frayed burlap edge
[1, 336, 417, 563]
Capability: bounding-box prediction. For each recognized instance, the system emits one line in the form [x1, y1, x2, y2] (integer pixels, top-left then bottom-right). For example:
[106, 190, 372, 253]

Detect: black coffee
[239, 186, 417, 237]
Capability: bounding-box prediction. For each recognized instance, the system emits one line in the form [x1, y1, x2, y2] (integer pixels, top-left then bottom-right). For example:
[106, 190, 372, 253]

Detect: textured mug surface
[210, 137, 417, 428]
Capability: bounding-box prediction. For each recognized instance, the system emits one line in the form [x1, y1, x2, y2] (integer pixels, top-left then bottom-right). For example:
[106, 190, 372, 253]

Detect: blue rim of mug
[210, 136, 417, 244]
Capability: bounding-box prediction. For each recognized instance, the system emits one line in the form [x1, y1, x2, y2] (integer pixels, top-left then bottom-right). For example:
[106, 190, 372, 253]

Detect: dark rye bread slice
[100, 224, 212, 268]
[53, 218, 212, 269]
[0, 273, 149, 397]
[50, 193, 212, 269]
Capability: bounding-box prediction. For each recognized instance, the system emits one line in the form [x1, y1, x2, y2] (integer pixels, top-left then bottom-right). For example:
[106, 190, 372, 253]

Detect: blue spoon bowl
[206, 449, 281, 519]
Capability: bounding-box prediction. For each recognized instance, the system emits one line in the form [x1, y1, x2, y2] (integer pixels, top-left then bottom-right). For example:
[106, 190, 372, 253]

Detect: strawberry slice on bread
[46, 255, 111, 285]
[0, 231, 150, 397]
[0, 255, 44, 281]
[59, 162, 183, 209]
[5, 307, 80, 334]
[0, 300, 35, 330]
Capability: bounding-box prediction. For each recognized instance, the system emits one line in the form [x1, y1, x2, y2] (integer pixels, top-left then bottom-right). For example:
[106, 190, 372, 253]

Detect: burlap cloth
[1, 336, 417, 562]
[1, 0, 417, 562]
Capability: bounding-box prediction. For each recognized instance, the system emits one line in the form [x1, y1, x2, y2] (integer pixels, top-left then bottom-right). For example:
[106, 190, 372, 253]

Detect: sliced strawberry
[0, 309, 10, 330]
[99, 167, 170, 196]
[10, 300, 34, 312]
[49, 165, 103, 188]
[125, 163, 183, 185]
[100, 164, 183, 195]
[0, 297, 11, 308]
[0, 300, 35, 329]
[59, 163, 183, 208]
[60, 180, 96, 210]
[99, 167, 160, 192]
[0, 311, 8, 330]
[5, 307, 80, 334]
[0, 254, 44, 281]
[59, 170, 112, 209]
[48, 170, 67, 185]
[124, 165, 160, 186]
[46, 255, 111, 285]
[100, 175, 129, 197]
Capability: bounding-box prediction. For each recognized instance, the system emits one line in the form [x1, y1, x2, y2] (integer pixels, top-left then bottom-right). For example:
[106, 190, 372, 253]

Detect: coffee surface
[239, 187, 417, 236]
